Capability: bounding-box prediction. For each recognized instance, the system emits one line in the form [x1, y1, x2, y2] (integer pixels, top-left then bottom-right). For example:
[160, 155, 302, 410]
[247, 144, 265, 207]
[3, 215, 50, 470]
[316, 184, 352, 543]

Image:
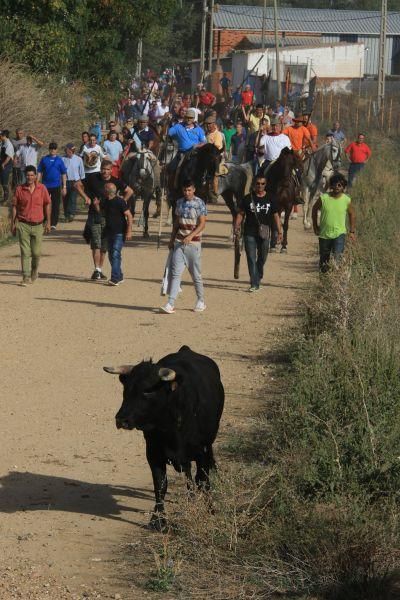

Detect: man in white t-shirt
[82, 133, 106, 179]
[260, 116, 291, 167]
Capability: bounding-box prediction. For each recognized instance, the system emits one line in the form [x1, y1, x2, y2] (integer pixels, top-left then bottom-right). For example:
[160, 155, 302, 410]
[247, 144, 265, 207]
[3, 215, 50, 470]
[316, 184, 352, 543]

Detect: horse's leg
[143, 191, 151, 238]
[270, 220, 278, 251]
[281, 207, 291, 253]
[152, 187, 161, 218]
[303, 186, 311, 230]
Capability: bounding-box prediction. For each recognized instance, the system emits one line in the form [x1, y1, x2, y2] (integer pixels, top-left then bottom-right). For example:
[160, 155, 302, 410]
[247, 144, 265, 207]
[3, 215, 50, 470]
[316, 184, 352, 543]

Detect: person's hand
[62, 186, 67, 198]
[277, 230, 283, 243]
[182, 234, 192, 245]
[313, 227, 320, 236]
[84, 195, 91, 206]
[349, 232, 356, 242]
[234, 227, 241, 237]
[11, 224, 17, 236]
[125, 230, 132, 241]
[168, 238, 175, 250]
[44, 223, 51, 234]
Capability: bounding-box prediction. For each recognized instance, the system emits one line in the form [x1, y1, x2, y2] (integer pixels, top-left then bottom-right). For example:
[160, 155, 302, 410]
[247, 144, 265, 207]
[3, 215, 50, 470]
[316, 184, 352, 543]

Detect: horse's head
[196, 143, 223, 181]
[329, 139, 342, 168]
[138, 149, 156, 179]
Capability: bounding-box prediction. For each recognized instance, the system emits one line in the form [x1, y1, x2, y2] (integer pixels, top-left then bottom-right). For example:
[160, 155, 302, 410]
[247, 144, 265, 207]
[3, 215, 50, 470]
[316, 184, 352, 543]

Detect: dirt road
[0, 204, 315, 599]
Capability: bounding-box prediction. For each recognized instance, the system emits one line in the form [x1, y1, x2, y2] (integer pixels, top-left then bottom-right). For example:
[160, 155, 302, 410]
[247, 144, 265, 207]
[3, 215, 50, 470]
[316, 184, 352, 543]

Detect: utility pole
[136, 38, 142, 79]
[208, 0, 214, 80]
[273, 0, 281, 100]
[261, 0, 266, 51]
[200, 0, 207, 82]
[377, 0, 387, 111]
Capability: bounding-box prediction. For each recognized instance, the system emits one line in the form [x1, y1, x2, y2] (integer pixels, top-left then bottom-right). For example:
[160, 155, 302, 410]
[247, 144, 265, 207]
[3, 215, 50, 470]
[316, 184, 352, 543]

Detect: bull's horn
[159, 368, 176, 381]
[103, 365, 133, 375]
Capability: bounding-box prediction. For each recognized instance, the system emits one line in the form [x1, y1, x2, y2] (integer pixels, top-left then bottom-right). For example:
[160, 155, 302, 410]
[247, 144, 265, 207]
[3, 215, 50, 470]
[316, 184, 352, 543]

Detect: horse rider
[132, 114, 156, 152]
[260, 115, 292, 170]
[303, 113, 318, 147]
[283, 113, 314, 156]
[166, 108, 206, 185]
[204, 114, 224, 202]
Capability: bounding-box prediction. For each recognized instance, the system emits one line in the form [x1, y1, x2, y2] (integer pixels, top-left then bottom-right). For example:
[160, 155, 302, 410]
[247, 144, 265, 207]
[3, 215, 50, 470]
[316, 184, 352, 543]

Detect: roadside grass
[140, 135, 400, 599]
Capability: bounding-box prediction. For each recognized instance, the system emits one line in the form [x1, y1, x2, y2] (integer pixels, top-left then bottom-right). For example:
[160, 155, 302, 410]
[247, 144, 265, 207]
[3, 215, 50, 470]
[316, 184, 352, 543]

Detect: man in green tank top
[312, 172, 356, 273]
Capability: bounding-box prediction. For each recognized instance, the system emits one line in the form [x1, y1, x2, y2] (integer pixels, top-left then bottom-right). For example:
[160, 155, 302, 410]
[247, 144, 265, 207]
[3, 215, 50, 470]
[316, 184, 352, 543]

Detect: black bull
[104, 345, 225, 528]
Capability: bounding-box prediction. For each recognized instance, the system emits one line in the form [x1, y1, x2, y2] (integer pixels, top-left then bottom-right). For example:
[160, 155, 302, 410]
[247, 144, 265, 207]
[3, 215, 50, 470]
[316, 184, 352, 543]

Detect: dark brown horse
[262, 148, 301, 253]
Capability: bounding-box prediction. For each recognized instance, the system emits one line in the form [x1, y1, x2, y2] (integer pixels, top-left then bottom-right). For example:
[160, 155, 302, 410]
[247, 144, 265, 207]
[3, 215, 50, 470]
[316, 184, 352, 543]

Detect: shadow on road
[37, 297, 156, 312]
[0, 471, 152, 524]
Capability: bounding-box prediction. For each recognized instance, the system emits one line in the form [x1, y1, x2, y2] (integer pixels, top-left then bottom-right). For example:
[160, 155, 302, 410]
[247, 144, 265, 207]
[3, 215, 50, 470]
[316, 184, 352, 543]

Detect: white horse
[302, 140, 342, 230]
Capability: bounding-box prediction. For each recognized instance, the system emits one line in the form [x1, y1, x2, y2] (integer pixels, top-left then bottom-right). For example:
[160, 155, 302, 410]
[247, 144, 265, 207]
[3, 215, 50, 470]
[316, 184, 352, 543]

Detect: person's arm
[61, 171, 67, 197]
[365, 146, 372, 163]
[30, 134, 44, 147]
[348, 203, 356, 241]
[124, 208, 133, 241]
[168, 216, 180, 249]
[234, 209, 245, 234]
[312, 197, 322, 236]
[182, 214, 206, 244]
[2, 147, 12, 168]
[44, 189, 52, 233]
[11, 201, 18, 235]
[74, 179, 91, 205]
[122, 185, 134, 202]
[273, 212, 283, 242]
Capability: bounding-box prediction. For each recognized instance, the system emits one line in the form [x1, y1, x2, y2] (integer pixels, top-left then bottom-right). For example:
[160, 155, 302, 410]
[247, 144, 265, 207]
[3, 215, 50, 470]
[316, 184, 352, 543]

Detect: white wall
[232, 43, 365, 85]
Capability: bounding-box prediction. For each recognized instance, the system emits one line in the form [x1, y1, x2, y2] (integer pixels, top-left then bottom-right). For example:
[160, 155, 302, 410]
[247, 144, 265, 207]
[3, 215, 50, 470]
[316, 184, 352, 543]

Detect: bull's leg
[195, 445, 215, 491]
[145, 441, 168, 530]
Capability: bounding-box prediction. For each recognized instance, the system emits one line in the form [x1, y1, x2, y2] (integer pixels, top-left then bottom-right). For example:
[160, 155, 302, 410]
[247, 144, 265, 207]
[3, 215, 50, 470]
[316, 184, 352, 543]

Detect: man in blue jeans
[235, 174, 282, 292]
[161, 179, 207, 313]
[94, 183, 132, 286]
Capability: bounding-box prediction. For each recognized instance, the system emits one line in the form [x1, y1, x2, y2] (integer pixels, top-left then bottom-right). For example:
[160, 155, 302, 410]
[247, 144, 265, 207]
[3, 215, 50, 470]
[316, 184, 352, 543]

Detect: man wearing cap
[205, 115, 224, 201]
[132, 114, 155, 151]
[62, 143, 86, 222]
[166, 109, 206, 179]
[283, 114, 313, 155]
[37, 142, 67, 230]
[260, 116, 291, 169]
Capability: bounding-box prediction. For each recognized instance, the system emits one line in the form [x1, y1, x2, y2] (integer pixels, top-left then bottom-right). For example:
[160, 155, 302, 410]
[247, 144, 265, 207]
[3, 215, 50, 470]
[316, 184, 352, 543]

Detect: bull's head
[103, 362, 177, 431]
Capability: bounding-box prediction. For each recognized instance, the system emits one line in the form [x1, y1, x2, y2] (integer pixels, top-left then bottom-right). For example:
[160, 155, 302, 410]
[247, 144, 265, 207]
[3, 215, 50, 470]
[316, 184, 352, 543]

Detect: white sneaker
[160, 303, 175, 314]
[194, 300, 206, 312]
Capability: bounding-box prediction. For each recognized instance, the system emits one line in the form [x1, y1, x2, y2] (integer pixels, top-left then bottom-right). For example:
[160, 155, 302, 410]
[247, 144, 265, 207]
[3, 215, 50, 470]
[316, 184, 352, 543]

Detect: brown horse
[262, 148, 301, 253]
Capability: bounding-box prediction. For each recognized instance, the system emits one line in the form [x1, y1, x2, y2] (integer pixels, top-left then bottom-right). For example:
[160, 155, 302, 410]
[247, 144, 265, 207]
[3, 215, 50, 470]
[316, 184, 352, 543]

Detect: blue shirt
[168, 123, 206, 152]
[38, 155, 67, 188]
[103, 140, 123, 161]
[329, 129, 345, 143]
[90, 123, 102, 143]
[62, 154, 85, 181]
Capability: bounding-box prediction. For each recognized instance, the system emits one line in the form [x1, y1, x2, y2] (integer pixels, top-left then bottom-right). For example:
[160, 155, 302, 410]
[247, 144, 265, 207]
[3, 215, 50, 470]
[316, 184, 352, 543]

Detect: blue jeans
[319, 234, 346, 273]
[348, 163, 365, 188]
[168, 242, 204, 306]
[108, 233, 124, 282]
[244, 233, 270, 288]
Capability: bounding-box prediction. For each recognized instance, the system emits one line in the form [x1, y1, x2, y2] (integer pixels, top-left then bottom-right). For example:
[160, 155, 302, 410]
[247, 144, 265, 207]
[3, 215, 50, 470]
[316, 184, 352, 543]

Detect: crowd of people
[2, 70, 372, 304]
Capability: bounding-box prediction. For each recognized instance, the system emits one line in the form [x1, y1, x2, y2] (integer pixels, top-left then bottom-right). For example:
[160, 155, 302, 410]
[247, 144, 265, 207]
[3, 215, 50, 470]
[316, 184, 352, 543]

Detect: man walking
[15, 134, 43, 183]
[12, 165, 51, 286]
[161, 180, 207, 314]
[234, 174, 282, 292]
[12, 128, 27, 187]
[37, 142, 67, 230]
[0, 130, 14, 204]
[345, 133, 371, 188]
[62, 143, 86, 222]
[312, 172, 355, 272]
[97, 182, 133, 286]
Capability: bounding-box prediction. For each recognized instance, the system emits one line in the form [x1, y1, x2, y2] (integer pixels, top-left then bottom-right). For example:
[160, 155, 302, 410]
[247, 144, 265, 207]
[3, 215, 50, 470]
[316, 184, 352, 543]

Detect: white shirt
[191, 107, 202, 122]
[155, 105, 169, 119]
[81, 144, 106, 173]
[17, 143, 39, 169]
[1, 139, 14, 160]
[260, 133, 291, 162]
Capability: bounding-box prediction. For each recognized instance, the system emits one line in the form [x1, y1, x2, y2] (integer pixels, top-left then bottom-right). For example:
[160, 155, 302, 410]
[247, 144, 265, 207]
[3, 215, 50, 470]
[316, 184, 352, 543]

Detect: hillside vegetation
[143, 138, 400, 599]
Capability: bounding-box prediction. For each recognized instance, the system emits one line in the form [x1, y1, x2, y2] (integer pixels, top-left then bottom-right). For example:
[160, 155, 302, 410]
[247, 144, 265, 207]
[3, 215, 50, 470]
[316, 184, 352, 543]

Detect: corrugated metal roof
[213, 5, 400, 36]
[245, 34, 323, 47]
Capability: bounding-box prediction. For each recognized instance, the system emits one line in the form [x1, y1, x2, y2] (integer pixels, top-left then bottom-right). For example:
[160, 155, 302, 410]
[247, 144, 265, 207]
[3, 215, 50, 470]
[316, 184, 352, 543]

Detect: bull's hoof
[280, 247, 288, 254]
[148, 512, 168, 533]
[143, 231, 150, 239]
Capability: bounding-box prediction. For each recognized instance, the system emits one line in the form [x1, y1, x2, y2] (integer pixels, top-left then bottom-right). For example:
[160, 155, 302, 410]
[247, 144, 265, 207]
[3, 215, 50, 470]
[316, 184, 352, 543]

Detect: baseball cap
[186, 108, 196, 119]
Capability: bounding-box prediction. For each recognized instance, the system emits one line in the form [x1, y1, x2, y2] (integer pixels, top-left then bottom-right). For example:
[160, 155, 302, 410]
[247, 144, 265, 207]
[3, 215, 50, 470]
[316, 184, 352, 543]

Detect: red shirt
[13, 182, 51, 224]
[241, 90, 254, 106]
[345, 142, 371, 164]
[199, 91, 215, 106]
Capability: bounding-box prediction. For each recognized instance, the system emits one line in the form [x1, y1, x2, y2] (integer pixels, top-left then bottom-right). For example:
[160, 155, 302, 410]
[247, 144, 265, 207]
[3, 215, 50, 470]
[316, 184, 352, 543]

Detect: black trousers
[48, 187, 62, 227]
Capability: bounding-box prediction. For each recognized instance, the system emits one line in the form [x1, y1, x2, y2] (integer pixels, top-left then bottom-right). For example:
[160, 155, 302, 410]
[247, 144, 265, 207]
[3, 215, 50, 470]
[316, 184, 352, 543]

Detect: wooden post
[328, 91, 333, 121]
[367, 96, 372, 125]
[381, 100, 385, 129]
[388, 97, 393, 134]
[337, 97, 341, 121]
[321, 90, 324, 121]
[355, 106, 359, 132]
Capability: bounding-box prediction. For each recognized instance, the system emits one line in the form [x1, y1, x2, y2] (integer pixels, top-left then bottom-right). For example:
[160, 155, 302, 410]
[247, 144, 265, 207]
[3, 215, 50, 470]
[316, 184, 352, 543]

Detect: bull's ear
[159, 368, 176, 381]
[103, 365, 133, 375]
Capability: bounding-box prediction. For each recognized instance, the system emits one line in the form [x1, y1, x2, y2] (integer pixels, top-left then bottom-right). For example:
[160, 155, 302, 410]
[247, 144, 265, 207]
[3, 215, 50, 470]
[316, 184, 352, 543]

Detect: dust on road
[0, 205, 315, 599]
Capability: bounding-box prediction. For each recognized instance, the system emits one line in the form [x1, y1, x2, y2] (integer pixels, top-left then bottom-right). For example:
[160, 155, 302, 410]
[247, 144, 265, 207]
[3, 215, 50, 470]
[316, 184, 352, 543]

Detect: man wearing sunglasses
[235, 175, 282, 292]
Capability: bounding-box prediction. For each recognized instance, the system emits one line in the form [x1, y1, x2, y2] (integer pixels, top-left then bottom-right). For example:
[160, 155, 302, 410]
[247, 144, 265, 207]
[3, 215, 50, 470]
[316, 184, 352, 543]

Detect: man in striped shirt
[161, 180, 207, 314]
